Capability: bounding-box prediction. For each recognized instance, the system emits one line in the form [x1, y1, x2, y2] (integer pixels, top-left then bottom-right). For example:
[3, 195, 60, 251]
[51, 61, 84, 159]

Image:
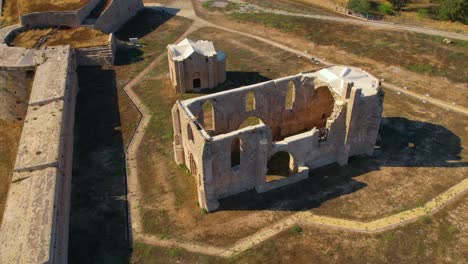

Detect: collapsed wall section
[0, 46, 78, 264]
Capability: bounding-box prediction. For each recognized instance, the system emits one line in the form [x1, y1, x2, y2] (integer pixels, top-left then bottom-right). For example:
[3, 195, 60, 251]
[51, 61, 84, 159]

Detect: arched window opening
[238, 116, 263, 130]
[187, 123, 194, 142]
[285, 81, 295, 110]
[189, 153, 197, 178]
[266, 151, 296, 183]
[231, 137, 241, 168]
[245, 91, 256, 112]
[202, 101, 215, 131]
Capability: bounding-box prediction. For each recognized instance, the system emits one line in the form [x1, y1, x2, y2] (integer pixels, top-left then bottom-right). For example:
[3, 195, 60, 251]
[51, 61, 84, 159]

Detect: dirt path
[122, 22, 200, 238]
[121, 2, 468, 258]
[152, 2, 468, 116]
[234, 2, 468, 41]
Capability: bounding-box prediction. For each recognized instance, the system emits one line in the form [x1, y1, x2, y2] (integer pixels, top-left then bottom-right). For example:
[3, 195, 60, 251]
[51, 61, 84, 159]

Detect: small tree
[347, 0, 371, 14]
[378, 3, 394, 15]
[437, 0, 468, 24]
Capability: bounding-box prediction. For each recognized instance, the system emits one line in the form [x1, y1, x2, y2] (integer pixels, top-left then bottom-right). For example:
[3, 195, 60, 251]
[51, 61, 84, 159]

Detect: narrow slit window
[231, 137, 241, 168]
[245, 91, 256, 112]
[187, 124, 194, 141]
[202, 101, 214, 131]
[285, 81, 295, 110]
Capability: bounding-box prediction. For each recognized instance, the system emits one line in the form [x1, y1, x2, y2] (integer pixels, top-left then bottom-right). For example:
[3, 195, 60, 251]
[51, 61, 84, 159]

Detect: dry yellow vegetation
[17, 0, 90, 14]
[0, 0, 19, 26]
[11, 27, 109, 48]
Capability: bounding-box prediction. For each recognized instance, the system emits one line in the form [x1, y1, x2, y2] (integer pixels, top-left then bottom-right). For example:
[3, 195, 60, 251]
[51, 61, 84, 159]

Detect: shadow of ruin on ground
[114, 8, 179, 66]
[218, 117, 466, 212]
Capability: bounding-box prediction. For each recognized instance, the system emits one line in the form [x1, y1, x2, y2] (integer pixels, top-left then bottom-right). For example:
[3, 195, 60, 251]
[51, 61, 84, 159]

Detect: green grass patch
[290, 224, 303, 234]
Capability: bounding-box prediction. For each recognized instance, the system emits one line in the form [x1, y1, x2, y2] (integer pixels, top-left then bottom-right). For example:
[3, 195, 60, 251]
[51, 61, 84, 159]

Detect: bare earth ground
[122, 22, 467, 251]
[0, 120, 22, 226]
[131, 195, 468, 263]
[132, 27, 316, 247]
[192, 1, 468, 108]
[0, 0, 19, 26]
[10, 27, 109, 49]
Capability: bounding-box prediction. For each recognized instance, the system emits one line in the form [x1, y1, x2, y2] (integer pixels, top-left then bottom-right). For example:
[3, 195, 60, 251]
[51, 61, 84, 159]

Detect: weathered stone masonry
[0, 45, 78, 264]
[172, 66, 383, 212]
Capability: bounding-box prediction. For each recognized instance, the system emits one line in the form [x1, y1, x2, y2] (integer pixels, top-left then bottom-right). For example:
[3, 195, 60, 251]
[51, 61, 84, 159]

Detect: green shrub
[420, 215, 432, 224]
[167, 247, 184, 258]
[437, 0, 468, 24]
[291, 224, 303, 234]
[417, 8, 429, 18]
[202, 0, 214, 9]
[347, 0, 371, 14]
[378, 3, 394, 15]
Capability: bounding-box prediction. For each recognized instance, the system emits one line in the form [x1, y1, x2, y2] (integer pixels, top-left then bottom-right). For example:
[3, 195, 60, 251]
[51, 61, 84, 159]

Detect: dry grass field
[17, 0, 90, 14]
[0, 0, 19, 26]
[0, 120, 22, 226]
[132, 195, 468, 263]
[123, 25, 466, 253]
[193, 1, 468, 109]
[10, 27, 109, 49]
[291, 0, 468, 33]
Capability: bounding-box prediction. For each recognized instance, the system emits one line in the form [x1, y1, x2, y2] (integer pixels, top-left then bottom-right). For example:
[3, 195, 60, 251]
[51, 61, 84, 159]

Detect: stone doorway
[193, 78, 201, 89]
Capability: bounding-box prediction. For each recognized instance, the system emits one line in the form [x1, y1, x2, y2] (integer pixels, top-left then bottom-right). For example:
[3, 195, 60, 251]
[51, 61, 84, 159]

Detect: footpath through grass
[230, 12, 468, 84]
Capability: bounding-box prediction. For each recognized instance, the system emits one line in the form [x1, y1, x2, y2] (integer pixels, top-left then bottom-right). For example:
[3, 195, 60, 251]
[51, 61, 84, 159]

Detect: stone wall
[76, 34, 116, 66]
[0, 69, 34, 120]
[20, 0, 100, 28]
[0, 46, 78, 263]
[168, 49, 227, 93]
[173, 67, 383, 212]
[94, 0, 144, 33]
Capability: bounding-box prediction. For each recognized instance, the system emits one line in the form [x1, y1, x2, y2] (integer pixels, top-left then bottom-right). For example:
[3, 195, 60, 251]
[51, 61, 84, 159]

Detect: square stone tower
[167, 38, 226, 93]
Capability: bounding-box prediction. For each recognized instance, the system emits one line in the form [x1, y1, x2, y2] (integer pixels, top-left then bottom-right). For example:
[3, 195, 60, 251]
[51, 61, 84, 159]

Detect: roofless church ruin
[171, 65, 383, 212]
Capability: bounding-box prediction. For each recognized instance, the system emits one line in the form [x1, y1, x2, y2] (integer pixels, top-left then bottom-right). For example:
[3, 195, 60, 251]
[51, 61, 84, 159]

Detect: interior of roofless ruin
[172, 66, 383, 212]
[195, 79, 337, 141]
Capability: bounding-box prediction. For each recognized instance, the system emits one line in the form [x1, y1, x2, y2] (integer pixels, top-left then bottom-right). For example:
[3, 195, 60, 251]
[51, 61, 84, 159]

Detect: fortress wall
[0, 46, 78, 263]
[94, 0, 144, 33]
[20, 0, 101, 28]
[76, 34, 116, 66]
[0, 69, 34, 120]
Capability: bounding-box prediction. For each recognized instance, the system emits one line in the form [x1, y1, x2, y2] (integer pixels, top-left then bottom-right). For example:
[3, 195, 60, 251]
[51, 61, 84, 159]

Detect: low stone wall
[20, 0, 101, 28]
[94, 0, 144, 33]
[76, 34, 116, 66]
[0, 46, 78, 263]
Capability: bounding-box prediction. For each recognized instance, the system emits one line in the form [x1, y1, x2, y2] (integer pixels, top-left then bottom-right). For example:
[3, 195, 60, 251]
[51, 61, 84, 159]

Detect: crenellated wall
[94, 0, 144, 33]
[173, 67, 383, 212]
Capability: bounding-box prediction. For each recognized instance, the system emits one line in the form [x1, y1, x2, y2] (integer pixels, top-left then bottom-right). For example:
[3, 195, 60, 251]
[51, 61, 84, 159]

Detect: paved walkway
[120, 2, 468, 258]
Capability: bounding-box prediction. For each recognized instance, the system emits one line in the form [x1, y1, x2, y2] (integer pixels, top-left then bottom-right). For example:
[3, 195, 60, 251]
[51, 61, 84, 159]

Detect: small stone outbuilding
[172, 66, 383, 212]
[167, 38, 226, 93]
